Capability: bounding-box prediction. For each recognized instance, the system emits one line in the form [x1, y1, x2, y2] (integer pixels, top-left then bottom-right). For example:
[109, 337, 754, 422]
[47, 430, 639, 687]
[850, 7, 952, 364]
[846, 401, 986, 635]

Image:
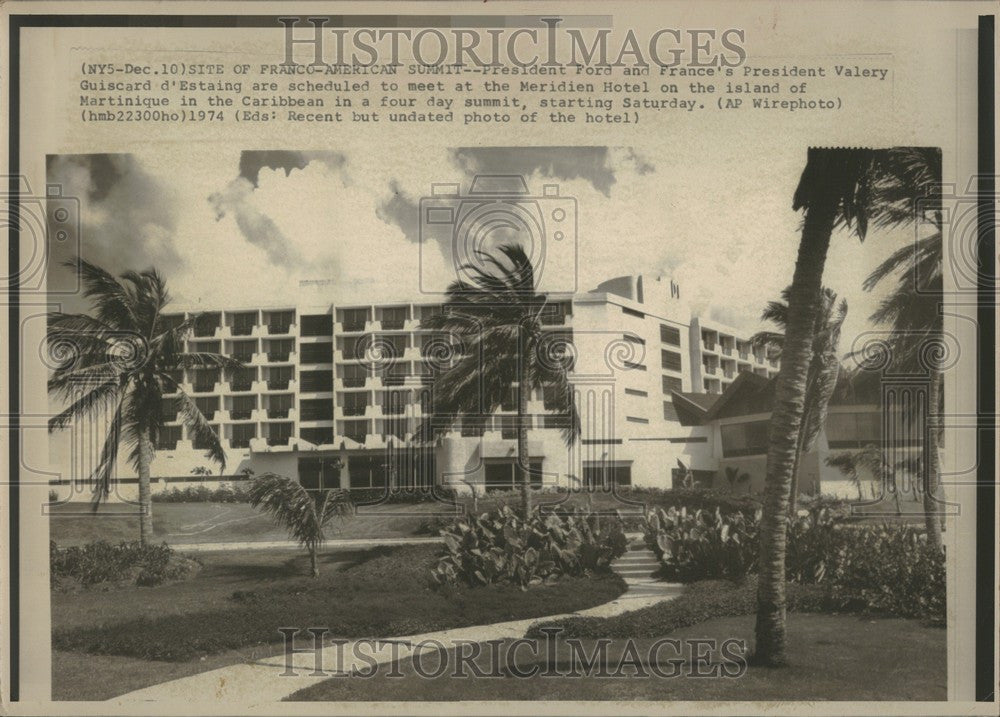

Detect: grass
[52, 544, 626, 700]
[288, 613, 946, 701]
[48, 501, 448, 545]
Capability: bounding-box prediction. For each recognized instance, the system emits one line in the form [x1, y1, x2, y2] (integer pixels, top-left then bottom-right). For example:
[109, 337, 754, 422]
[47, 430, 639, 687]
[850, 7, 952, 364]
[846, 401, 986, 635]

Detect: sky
[45, 145, 912, 350]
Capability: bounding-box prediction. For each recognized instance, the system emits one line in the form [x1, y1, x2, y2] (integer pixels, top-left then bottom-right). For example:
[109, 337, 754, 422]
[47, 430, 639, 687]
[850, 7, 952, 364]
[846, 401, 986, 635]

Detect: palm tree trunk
[517, 356, 532, 517]
[137, 431, 155, 545]
[310, 543, 319, 578]
[754, 198, 837, 667]
[787, 405, 809, 515]
[923, 370, 943, 551]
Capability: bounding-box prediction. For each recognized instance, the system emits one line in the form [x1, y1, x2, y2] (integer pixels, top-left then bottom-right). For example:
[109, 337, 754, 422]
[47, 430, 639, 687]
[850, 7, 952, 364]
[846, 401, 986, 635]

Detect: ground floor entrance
[483, 458, 543, 492]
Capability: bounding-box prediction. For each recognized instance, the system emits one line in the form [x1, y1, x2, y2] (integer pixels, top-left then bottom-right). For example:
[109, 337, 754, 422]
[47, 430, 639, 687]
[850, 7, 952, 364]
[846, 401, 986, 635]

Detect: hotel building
[89, 271, 796, 496]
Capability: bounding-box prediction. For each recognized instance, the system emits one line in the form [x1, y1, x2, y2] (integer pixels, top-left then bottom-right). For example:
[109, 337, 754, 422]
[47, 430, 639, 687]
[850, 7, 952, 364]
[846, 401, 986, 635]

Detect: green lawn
[288, 613, 945, 701]
[52, 544, 626, 700]
[48, 501, 448, 545]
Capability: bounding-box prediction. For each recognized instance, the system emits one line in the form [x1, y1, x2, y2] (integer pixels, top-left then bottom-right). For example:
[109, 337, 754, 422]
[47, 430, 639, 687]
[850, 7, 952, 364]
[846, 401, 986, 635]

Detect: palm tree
[247, 472, 352, 577]
[751, 287, 848, 513]
[861, 148, 944, 550]
[418, 244, 580, 516]
[754, 147, 936, 666]
[47, 258, 241, 544]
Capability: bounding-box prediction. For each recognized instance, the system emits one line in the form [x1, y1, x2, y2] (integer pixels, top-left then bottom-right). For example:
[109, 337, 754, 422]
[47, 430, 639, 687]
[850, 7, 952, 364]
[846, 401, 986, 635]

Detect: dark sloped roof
[670, 391, 721, 426]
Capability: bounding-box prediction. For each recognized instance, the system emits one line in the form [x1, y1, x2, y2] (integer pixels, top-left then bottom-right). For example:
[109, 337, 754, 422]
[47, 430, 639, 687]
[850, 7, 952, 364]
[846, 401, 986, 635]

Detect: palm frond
[174, 390, 227, 470]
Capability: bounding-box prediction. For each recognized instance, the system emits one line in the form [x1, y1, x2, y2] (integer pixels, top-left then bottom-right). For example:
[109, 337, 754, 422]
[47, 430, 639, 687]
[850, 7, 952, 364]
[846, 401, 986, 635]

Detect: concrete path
[111, 539, 681, 706]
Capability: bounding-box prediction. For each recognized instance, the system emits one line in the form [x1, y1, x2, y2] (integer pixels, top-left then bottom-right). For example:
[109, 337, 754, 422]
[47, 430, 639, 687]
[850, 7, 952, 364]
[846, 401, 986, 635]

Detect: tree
[724, 466, 751, 495]
[861, 147, 944, 550]
[419, 244, 580, 516]
[754, 147, 934, 666]
[47, 258, 240, 544]
[751, 287, 848, 513]
[247, 472, 352, 577]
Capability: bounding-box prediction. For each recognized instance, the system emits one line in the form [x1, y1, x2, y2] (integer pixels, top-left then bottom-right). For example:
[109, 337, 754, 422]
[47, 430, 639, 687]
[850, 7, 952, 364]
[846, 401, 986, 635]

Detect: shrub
[829, 524, 946, 621]
[643, 505, 759, 581]
[50, 540, 199, 589]
[152, 482, 250, 503]
[641, 503, 945, 621]
[431, 506, 628, 588]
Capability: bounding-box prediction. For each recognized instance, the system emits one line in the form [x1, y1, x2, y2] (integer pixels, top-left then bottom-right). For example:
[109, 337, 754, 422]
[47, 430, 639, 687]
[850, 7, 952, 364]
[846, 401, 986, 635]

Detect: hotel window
[343, 392, 369, 417]
[230, 340, 256, 363]
[499, 415, 521, 440]
[381, 390, 408, 415]
[825, 411, 882, 449]
[300, 399, 333, 422]
[381, 307, 408, 330]
[192, 369, 220, 393]
[300, 342, 333, 364]
[662, 375, 683, 394]
[300, 314, 333, 337]
[660, 324, 681, 346]
[543, 415, 570, 430]
[267, 365, 293, 390]
[341, 364, 368, 388]
[231, 312, 257, 336]
[230, 423, 256, 449]
[194, 313, 221, 337]
[623, 361, 646, 371]
[267, 393, 294, 419]
[229, 367, 257, 391]
[266, 338, 294, 362]
[266, 311, 295, 335]
[341, 308, 369, 332]
[624, 388, 648, 397]
[661, 349, 682, 372]
[157, 425, 182, 451]
[623, 332, 645, 345]
[229, 395, 256, 420]
[621, 306, 645, 319]
[663, 401, 679, 421]
[626, 416, 649, 424]
[300, 370, 333, 393]
[720, 420, 770, 458]
[266, 422, 293, 446]
[343, 420, 369, 444]
[195, 396, 219, 419]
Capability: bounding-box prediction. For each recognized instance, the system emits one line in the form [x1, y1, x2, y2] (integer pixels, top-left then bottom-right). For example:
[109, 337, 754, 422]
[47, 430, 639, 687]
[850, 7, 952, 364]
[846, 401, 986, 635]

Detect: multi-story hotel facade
[67, 273, 797, 497]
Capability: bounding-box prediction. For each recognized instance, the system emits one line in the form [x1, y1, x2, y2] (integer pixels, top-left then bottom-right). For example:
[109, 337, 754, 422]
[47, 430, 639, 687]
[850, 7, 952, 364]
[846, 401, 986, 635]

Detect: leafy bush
[829, 524, 946, 621]
[641, 503, 945, 621]
[431, 506, 628, 588]
[644, 505, 759, 581]
[152, 482, 250, 503]
[50, 540, 199, 589]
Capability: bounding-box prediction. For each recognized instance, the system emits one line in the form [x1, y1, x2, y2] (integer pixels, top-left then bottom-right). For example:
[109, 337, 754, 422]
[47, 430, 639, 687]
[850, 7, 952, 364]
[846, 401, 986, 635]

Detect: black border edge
[7, 14, 21, 706]
[975, 13, 997, 705]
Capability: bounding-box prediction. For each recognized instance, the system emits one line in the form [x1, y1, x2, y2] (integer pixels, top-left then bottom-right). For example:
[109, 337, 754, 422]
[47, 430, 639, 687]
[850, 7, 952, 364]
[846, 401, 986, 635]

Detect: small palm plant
[725, 466, 752, 495]
[247, 472, 352, 577]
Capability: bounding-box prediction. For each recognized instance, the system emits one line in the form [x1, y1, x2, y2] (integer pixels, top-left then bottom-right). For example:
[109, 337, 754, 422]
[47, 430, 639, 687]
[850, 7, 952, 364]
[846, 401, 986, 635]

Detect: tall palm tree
[751, 287, 848, 513]
[754, 147, 937, 666]
[47, 258, 241, 544]
[861, 148, 944, 550]
[418, 244, 580, 516]
[248, 473, 352, 577]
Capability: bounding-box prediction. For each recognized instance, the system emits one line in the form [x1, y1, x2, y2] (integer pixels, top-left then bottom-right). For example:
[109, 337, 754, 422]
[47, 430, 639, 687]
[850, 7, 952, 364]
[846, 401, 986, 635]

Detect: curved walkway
[111, 540, 681, 706]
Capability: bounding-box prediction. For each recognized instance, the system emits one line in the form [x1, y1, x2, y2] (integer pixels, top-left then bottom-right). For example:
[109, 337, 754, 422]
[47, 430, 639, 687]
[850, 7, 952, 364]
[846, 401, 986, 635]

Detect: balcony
[267, 351, 292, 362]
[229, 380, 254, 393]
[703, 365, 717, 376]
[230, 436, 253, 449]
[267, 408, 291, 419]
[344, 431, 368, 445]
[267, 323, 294, 336]
[193, 381, 218, 394]
[341, 376, 367, 388]
[723, 369, 735, 379]
[703, 341, 716, 352]
[232, 352, 255, 363]
[380, 317, 406, 331]
[229, 409, 254, 420]
[267, 379, 292, 391]
[230, 324, 255, 337]
[739, 351, 749, 361]
[342, 404, 368, 417]
[340, 320, 368, 333]
[266, 435, 291, 447]
[721, 346, 732, 356]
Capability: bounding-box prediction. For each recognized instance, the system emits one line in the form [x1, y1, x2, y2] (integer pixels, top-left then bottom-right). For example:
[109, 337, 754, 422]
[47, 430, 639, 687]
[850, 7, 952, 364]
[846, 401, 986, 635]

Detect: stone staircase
[611, 540, 661, 583]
